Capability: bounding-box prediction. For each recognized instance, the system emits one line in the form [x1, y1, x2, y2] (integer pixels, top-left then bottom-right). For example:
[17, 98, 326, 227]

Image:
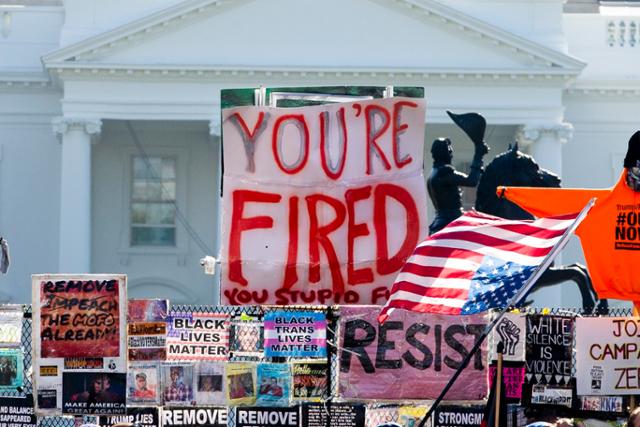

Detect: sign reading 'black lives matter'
[525, 315, 573, 385]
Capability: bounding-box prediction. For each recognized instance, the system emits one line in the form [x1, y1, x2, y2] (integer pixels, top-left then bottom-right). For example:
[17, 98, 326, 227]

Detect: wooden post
[495, 351, 503, 427]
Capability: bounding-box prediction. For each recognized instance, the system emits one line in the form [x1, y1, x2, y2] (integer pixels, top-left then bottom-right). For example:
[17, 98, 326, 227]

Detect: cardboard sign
[32, 274, 127, 415]
[236, 407, 300, 427]
[489, 363, 525, 402]
[0, 395, 36, 427]
[62, 372, 126, 415]
[575, 317, 640, 395]
[525, 315, 573, 385]
[220, 97, 428, 305]
[302, 403, 365, 427]
[530, 385, 573, 408]
[160, 407, 228, 427]
[491, 312, 525, 362]
[434, 405, 484, 427]
[100, 407, 159, 427]
[338, 306, 487, 400]
[264, 311, 326, 358]
[167, 312, 229, 361]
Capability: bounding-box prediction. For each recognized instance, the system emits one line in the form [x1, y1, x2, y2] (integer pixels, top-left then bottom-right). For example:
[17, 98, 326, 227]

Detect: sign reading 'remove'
[220, 96, 428, 305]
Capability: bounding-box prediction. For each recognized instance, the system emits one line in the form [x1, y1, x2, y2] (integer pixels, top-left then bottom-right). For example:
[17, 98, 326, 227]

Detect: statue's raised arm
[427, 111, 489, 235]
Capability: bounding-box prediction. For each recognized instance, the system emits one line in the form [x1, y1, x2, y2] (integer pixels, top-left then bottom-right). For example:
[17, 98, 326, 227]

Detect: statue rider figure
[427, 112, 489, 235]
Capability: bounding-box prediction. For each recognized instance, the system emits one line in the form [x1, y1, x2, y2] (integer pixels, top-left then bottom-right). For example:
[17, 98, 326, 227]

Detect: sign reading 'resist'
[220, 97, 428, 305]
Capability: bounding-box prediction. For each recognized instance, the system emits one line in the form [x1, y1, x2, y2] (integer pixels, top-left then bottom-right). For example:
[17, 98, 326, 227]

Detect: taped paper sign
[291, 361, 328, 402]
[167, 312, 230, 361]
[575, 317, 640, 395]
[580, 396, 624, 413]
[488, 363, 525, 402]
[220, 96, 428, 305]
[62, 372, 126, 415]
[338, 306, 487, 400]
[195, 362, 225, 406]
[264, 311, 326, 358]
[32, 274, 127, 415]
[226, 363, 256, 406]
[525, 315, 573, 386]
[490, 312, 525, 362]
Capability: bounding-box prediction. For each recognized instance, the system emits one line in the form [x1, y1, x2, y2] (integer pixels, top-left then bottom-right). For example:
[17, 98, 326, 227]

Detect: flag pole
[418, 198, 595, 427]
[495, 347, 503, 427]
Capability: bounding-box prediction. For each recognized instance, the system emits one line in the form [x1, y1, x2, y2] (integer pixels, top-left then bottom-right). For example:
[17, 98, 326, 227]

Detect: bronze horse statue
[475, 145, 607, 312]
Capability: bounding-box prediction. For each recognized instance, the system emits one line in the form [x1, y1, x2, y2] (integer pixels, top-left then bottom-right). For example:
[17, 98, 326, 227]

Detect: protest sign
[161, 363, 194, 406]
[525, 314, 573, 385]
[264, 311, 326, 358]
[195, 362, 225, 406]
[0, 395, 36, 427]
[220, 96, 428, 305]
[32, 274, 127, 415]
[126, 363, 160, 405]
[530, 384, 573, 408]
[167, 312, 229, 361]
[230, 318, 263, 357]
[338, 306, 487, 400]
[226, 363, 256, 406]
[0, 307, 22, 346]
[161, 407, 228, 427]
[0, 348, 23, 390]
[302, 403, 365, 427]
[434, 405, 484, 427]
[100, 407, 159, 427]
[579, 396, 624, 413]
[236, 407, 300, 427]
[489, 362, 525, 403]
[491, 312, 525, 362]
[255, 364, 290, 407]
[575, 316, 640, 395]
[291, 361, 328, 402]
[62, 372, 126, 415]
[128, 300, 167, 362]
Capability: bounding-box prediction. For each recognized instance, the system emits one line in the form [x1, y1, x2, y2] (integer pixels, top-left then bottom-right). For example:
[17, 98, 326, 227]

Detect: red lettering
[228, 190, 281, 286]
[319, 108, 348, 180]
[392, 101, 417, 168]
[283, 196, 299, 289]
[365, 105, 391, 175]
[374, 183, 420, 275]
[227, 111, 267, 173]
[345, 186, 373, 285]
[272, 114, 310, 174]
[306, 194, 346, 293]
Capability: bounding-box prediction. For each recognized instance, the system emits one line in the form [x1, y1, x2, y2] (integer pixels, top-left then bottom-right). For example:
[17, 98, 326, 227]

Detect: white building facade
[0, 0, 636, 307]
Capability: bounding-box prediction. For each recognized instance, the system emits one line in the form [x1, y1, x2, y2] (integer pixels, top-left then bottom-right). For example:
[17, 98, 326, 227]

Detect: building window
[130, 156, 177, 246]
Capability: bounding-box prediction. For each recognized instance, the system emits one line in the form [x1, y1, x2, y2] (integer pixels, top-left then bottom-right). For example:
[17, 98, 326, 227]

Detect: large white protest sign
[220, 96, 428, 305]
[576, 316, 640, 395]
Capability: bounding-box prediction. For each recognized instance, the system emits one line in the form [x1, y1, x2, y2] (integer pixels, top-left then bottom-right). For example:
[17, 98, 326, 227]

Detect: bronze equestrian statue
[427, 111, 489, 235]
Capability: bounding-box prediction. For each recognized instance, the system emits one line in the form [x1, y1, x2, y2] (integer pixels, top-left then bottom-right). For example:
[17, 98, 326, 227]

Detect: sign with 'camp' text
[575, 316, 640, 395]
[220, 96, 427, 305]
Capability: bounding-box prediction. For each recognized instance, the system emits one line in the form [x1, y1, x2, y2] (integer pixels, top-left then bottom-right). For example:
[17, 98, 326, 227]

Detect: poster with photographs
[62, 372, 126, 415]
[196, 362, 225, 406]
[256, 364, 290, 407]
[226, 363, 256, 406]
[291, 361, 327, 402]
[127, 363, 160, 405]
[0, 348, 23, 390]
[525, 314, 573, 385]
[32, 274, 127, 415]
[230, 317, 263, 357]
[490, 312, 525, 362]
[161, 363, 195, 406]
[128, 299, 167, 362]
[0, 306, 22, 346]
[167, 311, 230, 362]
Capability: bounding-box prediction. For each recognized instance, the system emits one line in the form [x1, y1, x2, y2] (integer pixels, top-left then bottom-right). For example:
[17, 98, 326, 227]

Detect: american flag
[378, 210, 580, 322]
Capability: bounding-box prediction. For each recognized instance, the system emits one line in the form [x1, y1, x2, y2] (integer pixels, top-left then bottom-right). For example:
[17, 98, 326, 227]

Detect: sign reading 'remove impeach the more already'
[264, 311, 326, 358]
[220, 96, 428, 305]
[167, 312, 230, 361]
[338, 306, 487, 400]
[575, 317, 640, 395]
